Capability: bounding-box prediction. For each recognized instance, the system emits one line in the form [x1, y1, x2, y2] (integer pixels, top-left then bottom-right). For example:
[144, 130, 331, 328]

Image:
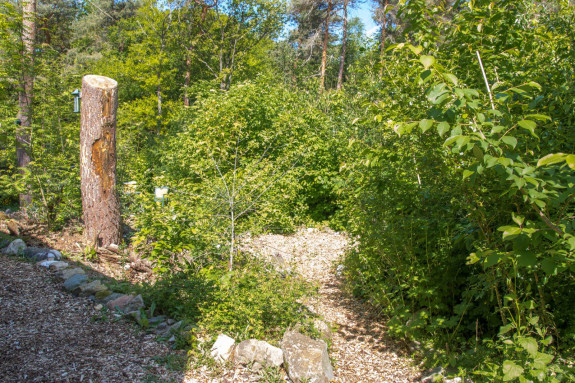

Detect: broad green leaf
[501, 136, 517, 148]
[472, 145, 484, 161]
[462, 170, 474, 179]
[533, 352, 554, 369]
[518, 337, 538, 357]
[498, 225, 522, 239]
[512, 213, 525, 226]
[408, 44, 423, 55]
[541, 258, 557, 275]
[437, 121, 450, 137]
[525, 114, 551, 121]
[466, 253, 480, 264]
[502, 360, 524, 381]
[419, 55, 435, 69]
[537, 153, 566, 167]
[518, 119, 536, 131]
[444, 73, 458, 86]
[566, 154, 575, 170]
[499, 324, 514, 335]
[516, 251, 537, 267]
[485, 253, 502, 267]
[419, 119, 433, 133]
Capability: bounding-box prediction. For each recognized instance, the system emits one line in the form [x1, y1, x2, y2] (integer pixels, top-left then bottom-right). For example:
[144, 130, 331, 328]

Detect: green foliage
[339, 0, 575, 380]
[131, 78, 345, 270]
[116, 254, 315, 345]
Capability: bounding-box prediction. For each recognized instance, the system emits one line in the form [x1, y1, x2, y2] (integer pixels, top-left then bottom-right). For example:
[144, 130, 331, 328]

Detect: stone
[281, 330, 334, 383]
[235, 339, 283, 368]
[48, 261, 69, 271]
[210, 334, 236, 363]
[106, 294, 144, 313]
[149, 316, 166, 326]
[5, 239, 26, 255]
[49, 249, 62, 260]
[22, 247, 56, 261]
[123, 294, 144, 313]
[94, 304, 103, 310]
[63, 274, 88, 291]
[167, 319, 175, 325]
[58, 267, 85, 281]
[95, 290, 112, 300]
[445, 378, 463, 383]
[77, 280, 107, 297]
[170, 320, 183, 331]
[39, 260, 59, 268]
[155, 322, 168, 331]
[100, 292, 123, 303]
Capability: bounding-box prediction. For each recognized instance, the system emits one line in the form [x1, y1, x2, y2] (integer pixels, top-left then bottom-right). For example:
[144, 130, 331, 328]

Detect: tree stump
[80, 75, 121, 247]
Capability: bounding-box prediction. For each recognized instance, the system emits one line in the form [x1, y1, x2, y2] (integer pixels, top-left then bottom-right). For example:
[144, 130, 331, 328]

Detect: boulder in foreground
[281, 329, 334, 383]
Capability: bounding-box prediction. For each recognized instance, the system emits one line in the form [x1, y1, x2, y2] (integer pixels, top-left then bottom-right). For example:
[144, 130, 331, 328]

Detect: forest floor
[1, 219, 420, 382]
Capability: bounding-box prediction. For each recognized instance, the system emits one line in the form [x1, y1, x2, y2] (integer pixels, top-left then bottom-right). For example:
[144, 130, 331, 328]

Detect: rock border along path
[242, 228, 421, 382]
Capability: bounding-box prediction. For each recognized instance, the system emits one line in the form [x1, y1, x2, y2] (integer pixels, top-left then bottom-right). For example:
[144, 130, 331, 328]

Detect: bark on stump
[80, 75, 121, 247]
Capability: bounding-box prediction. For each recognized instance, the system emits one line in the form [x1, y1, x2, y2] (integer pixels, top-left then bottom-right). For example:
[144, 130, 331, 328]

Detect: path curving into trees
[243, 228, 420, 382]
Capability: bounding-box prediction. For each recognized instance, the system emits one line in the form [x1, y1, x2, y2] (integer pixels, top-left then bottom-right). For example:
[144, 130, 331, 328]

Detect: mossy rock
[95, 290, 112, 300]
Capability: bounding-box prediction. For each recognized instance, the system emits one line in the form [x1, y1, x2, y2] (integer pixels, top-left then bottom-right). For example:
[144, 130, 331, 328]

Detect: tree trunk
[80, 75, 122, 248]
[319, 0, 332, 91]
[17, 0, 36, 207]
[337, 0, 348, 90]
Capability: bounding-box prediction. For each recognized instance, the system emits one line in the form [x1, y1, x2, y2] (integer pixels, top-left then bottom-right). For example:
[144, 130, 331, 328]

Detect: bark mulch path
[0, 255, 185, 383]
[242, 228, 421, 383]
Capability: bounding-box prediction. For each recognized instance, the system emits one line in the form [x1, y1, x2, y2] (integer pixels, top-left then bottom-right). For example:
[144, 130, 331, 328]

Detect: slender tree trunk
[80, 75, 122, 248]
[379, 0, 388, 79]
[184, 49, 191, 106]
[337, 0, 348, 90]
[17, 0, 36, 207]
[319, 0, 332, 91]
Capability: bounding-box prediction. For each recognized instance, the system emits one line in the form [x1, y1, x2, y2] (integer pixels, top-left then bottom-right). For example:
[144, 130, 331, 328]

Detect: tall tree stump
[80, 75, 121, 247]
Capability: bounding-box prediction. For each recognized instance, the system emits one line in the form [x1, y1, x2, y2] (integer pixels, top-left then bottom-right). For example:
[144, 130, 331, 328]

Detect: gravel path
[0, 255, 184, 383]
[242, 228, 420, 383]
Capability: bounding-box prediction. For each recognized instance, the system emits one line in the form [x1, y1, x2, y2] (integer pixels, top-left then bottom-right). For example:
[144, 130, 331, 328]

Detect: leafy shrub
[116, 253, 315, 345]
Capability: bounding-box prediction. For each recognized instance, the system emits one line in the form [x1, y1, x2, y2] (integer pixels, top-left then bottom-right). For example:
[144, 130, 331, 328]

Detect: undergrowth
[113, 252, 317, 347]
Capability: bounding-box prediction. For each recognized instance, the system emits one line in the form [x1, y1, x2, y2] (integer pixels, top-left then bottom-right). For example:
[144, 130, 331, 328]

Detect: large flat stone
[58, 267, 85, 281]
[106, 294, 144, 313]
[4, 239, 26, 255]
[78, 280, 108, 297]
[63, 274, 88, 291]
[211, 334, 235, 363]
[281, 330, 334, 383]
[235, 339, 283, 368]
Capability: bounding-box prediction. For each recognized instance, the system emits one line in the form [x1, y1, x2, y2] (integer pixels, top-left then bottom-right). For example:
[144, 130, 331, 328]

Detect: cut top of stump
[83, 75, 117, 90]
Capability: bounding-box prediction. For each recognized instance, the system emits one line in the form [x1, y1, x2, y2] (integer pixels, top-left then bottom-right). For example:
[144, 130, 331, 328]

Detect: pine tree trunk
[17, 0, 36, 207]
[337, 0, 348, 90]
[319, 0, 332, 91]
[80, 75, 122, 248]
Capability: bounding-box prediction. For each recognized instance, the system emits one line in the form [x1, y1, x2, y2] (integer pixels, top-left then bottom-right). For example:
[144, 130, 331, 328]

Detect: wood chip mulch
[0, 255, 185, 383]
[242, 228, 421, 383]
